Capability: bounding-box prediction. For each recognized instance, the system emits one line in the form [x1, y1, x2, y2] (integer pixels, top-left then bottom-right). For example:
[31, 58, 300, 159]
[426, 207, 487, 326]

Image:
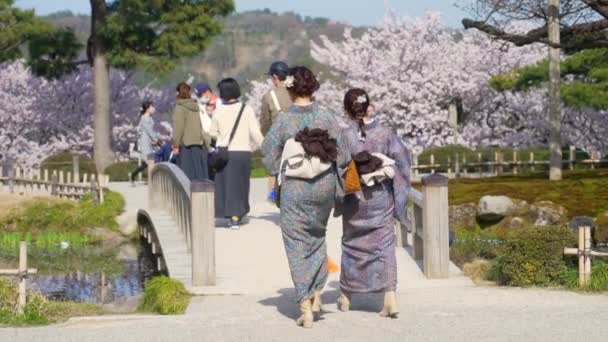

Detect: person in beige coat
[260, 61, 293, 202]
[172, 82, 211, 181]
[210, 78, 264, 229]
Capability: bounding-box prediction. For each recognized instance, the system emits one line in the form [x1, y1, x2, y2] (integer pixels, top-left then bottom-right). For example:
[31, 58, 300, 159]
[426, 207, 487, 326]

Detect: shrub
[463, 259, 494, 284]
[78, 191, 125, 230]
[450, 227, 504, 267]
[0, 192, 124, 233]
[105, 161, 142, 181]
[40, 152, 96, 177]
[493, 226, 576, 287]
[138, 276, 190, 315]
[0, 279, 51, 326]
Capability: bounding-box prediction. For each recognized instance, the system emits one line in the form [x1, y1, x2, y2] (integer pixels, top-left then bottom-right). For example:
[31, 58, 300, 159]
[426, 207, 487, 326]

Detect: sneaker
[267, 188, 276, 202]
[230, 216, 240, 230]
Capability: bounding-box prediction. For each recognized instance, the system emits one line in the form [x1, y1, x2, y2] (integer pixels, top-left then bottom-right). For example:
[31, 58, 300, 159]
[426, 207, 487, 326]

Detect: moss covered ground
[447, 169, 608, 218]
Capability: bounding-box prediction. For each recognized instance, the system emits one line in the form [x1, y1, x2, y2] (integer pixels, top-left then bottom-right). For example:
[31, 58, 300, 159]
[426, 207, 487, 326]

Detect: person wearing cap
[260, 61, 292, 135]
[261, 61, 293, 201]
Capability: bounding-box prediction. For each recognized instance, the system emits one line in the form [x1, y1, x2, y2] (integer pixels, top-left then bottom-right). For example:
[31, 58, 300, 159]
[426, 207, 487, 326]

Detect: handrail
[409, 188, 423, 208]
[149, 162, 193, 249]
[399, 174, 450, 279]
[148, 162, 216, 286]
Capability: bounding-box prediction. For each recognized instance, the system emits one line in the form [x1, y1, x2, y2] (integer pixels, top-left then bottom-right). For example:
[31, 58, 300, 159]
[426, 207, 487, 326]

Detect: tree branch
[581, 0, 608, 20]
[462, 17, 608, 49]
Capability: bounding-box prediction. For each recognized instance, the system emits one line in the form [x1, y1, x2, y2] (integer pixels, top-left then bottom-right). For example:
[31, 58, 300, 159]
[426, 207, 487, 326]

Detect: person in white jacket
[210, 78, 264, 229]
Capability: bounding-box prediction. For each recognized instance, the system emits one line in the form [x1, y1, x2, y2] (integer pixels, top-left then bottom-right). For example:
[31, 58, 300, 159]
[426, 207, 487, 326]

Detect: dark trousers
[131, 161, 148, 179]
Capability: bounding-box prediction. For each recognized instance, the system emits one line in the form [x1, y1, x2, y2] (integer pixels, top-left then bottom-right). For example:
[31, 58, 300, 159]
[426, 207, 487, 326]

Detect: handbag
[343, 160, 361, 194]
[211, 103, 246, 171]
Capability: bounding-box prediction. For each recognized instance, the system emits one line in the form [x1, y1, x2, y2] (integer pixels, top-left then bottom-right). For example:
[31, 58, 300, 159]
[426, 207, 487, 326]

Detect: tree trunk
[90, 0, 114, 173]
[548, 0, 563, 181]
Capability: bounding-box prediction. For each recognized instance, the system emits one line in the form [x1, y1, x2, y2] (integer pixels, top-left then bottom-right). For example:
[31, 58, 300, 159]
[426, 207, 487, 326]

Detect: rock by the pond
[594, 211, 608, 244]
[569, 216, 595, 232]
[477, 196, 516, 222]
[117, 212, 138, 236]
[86, 227, 128, 250]
[117, 243, 139, 261]
[450, 203, 477, 229]
[530, 201, 568, 226]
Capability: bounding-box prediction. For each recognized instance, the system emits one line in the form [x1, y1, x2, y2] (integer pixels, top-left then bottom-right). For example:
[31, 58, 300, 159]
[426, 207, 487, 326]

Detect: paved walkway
[2, 180, 608, 341]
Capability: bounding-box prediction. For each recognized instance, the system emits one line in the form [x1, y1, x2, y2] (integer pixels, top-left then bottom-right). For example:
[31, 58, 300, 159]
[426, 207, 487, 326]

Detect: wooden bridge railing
[148, 163, 215, 286]
[398, 174, 450, 279]
[0, 164, 109, 202]
[411, 146, 606, 181]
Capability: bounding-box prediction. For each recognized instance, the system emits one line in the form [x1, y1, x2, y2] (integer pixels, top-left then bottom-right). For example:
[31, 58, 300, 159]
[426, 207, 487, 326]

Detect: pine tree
[0, 0, 51, 62]
[491, 48, 608, 110]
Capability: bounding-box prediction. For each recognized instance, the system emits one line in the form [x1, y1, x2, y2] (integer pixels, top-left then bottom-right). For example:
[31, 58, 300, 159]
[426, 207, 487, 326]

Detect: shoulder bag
[210, 103, 246, 171]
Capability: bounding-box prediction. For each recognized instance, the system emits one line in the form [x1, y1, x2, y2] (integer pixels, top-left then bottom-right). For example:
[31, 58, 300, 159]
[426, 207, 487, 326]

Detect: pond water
[0, 237, 161, 304]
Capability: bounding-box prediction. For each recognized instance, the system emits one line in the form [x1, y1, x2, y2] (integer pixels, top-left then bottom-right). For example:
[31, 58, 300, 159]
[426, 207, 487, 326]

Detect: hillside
[44, 9, 364, 89]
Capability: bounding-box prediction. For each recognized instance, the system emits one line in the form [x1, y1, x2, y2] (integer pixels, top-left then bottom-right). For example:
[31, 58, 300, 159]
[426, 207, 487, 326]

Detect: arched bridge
[111, 163, 469, 296]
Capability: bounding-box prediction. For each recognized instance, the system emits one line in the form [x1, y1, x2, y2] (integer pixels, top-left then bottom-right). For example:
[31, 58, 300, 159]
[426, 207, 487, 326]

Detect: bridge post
[422, 174, 449, 279]
[191, 180, 215, 286]
[73, 155, 80, 184]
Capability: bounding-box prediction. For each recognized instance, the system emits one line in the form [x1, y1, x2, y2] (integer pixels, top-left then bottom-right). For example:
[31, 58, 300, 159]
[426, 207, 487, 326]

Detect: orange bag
[343, 160, 361, 194]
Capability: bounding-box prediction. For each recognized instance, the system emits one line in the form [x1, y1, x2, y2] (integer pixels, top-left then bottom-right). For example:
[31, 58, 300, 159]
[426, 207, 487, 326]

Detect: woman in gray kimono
[338, 88, 411, 318]
[130, 100, 159, 184]
[262, 67, 350, 329]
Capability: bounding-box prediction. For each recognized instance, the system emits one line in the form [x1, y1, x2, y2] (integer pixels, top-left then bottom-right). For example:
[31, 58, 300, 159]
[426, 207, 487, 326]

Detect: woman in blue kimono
[262, 67, 350, 329]
[338, 88, 412, 319]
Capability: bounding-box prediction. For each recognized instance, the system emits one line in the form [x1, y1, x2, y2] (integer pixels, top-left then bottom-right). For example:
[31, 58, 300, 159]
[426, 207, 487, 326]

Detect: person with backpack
[260, 61, 293, 202]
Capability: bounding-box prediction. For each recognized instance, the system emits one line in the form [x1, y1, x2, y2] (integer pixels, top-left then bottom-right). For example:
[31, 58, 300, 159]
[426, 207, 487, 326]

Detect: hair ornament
[284, 75, 295, 88]
[356, 95, 367, 104]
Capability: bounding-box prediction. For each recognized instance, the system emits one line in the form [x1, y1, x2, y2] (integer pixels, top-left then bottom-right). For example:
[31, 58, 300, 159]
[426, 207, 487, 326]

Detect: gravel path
[1, 179, 606, 341]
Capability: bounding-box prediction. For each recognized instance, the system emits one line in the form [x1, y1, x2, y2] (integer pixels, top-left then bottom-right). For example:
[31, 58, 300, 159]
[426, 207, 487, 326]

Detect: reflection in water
[0, 238, 160, 304]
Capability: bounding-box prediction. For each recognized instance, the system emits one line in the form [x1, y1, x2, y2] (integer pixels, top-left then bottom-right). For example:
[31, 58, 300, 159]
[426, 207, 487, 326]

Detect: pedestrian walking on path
[211, 78, 264, 229]
[130, 100, 160, 184]
[260, 61, 293, 202]
[261, 66, 351, 329]
[172, 82, 211, 181]
[338, 88, 412, 318]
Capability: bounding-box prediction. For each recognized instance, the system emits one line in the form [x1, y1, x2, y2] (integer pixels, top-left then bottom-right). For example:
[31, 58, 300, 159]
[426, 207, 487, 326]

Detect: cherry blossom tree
[310, 13, 549, 153]
[0, 61, 174, 168]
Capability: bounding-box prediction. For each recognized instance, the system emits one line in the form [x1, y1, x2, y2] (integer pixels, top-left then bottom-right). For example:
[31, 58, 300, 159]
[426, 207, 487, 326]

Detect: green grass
[0, 191, 125, 234]
[0, 279, 104, 326]
[138, 276, 191, 315]
[448, 169, 608, 218]
[563, 260, 608, 292]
